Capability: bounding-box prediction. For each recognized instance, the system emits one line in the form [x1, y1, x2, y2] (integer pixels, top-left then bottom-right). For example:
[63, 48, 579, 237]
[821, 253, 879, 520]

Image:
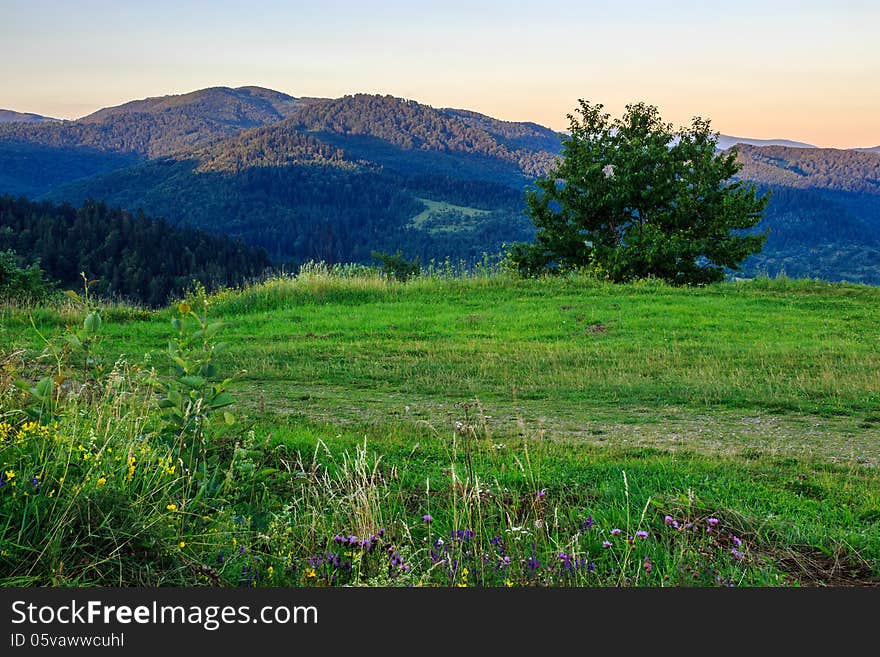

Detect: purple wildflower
[333, 534, 343, 544]
[602, 541, 612, 549]
[664, 515, 674, 525]
[537, 489, 547, 500]
[422, 514, 433, 524]
[707, 517, 719, 527]
[582, 515, 595, 530]
[643, 557, 653, 574]
[731, 535, 742, 547]
[610, 528, 622, 536]
[527, 555, 541, 571]
[635, 530, 649, 539]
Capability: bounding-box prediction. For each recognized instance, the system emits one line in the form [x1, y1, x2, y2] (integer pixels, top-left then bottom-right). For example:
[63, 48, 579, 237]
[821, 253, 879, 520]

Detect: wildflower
[610, 528, 622, 536]
[30, 476, 40, 491]
[602, 541, 612, 549]
[707, 517, 719, 526]
[643, 557, 653, 574]
[731, 548, 743, 560]
[0, 473, 5, 488]
[635, 530, 649, 540]
[305, 567, 316, 579]
[582, 515, 595, 530]
[179, 541, 186, 549]
[4, 470, 15, 482]
[664, 515, 674, 525]
[731, 535, 742, 547]
[527, 555, 541, 571]
[267, 566, 274, 576]
[537, 489, 547, 500]
[422, 514, 433, 524]
[96, 477, 107, 487]
[504, 579, 514, 587]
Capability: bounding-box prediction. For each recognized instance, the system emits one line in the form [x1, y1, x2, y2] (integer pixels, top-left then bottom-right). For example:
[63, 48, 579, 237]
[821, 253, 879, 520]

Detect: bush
[371, 250, 421, 282]
[0, 250, 55, 304]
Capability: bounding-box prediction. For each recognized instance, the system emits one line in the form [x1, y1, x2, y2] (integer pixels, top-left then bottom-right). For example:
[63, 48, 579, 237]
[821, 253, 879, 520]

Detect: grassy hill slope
[2, 273, 878, 586]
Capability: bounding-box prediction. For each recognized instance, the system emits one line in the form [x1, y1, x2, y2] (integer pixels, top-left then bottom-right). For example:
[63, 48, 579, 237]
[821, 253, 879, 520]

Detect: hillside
[0, 195, 270, 305]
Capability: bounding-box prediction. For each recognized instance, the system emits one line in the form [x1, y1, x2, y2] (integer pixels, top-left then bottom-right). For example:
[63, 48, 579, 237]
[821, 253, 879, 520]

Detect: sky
[1, 0, 878, 148]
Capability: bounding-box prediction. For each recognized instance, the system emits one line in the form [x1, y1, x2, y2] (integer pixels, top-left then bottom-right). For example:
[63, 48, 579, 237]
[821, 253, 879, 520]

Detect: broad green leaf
[179, 375, 206, 389]
[208, 392, 235, 409]
[35, 376, 54, 400]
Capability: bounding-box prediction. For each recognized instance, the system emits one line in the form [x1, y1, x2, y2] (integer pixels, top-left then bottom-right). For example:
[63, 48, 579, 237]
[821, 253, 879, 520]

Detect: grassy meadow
[1, 268, 879, 586]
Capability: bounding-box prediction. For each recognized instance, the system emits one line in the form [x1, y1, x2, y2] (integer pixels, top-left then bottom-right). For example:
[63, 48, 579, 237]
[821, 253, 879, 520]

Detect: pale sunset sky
[1, 0, 877, 147]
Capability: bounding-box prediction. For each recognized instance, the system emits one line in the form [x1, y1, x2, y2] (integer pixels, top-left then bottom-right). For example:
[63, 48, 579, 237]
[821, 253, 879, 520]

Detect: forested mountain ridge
[734, 145, 880, 194]
[0, 86, 303, 159]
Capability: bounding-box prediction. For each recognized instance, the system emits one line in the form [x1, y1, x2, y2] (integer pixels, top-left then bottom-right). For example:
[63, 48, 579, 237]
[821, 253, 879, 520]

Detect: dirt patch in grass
[772, 545, 879, 587]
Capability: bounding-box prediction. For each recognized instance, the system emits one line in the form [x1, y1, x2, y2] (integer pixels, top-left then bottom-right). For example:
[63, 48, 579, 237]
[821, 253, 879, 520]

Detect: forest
[0, 195, 270, 306]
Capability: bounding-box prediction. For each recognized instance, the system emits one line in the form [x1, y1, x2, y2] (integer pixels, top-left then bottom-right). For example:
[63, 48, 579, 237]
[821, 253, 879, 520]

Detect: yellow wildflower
[4, 470, 15, 481]
[305, 567, 316, 579]
[179, 541, 186, 549]
[166, 503, 177, 511]
[267, 566, 274, 576]
[96, 477, 107, 487]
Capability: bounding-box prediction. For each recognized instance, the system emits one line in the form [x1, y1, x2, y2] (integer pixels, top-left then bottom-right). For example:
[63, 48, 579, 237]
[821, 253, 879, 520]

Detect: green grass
[410, 198, 491, 232]
[2, 272, 879, 586]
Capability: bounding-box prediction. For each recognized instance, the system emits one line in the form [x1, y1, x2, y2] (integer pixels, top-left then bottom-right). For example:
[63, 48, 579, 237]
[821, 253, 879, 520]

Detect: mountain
[35, 93, 559, 263]
[0, 86, 306, 196]
[717, 135, 816, 150]
[855, 146, 880, 154]
[2, 85, 880, 283]
[731, 145, 880, 282]
[0, 86, 302, 157]
[0, 109, 59, 124]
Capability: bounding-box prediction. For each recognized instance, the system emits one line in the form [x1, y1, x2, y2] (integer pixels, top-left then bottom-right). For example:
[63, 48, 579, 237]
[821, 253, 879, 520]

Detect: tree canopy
[509, 101, 769, 284]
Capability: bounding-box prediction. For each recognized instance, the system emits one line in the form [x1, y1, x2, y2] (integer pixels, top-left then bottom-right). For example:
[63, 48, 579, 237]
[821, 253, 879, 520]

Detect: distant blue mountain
[716, 134, 816, 150]
[0, 109, 59, 124]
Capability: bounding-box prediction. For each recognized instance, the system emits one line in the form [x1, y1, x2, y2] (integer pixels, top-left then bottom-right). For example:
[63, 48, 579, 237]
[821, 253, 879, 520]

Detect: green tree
[509, 101, 769, 284]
